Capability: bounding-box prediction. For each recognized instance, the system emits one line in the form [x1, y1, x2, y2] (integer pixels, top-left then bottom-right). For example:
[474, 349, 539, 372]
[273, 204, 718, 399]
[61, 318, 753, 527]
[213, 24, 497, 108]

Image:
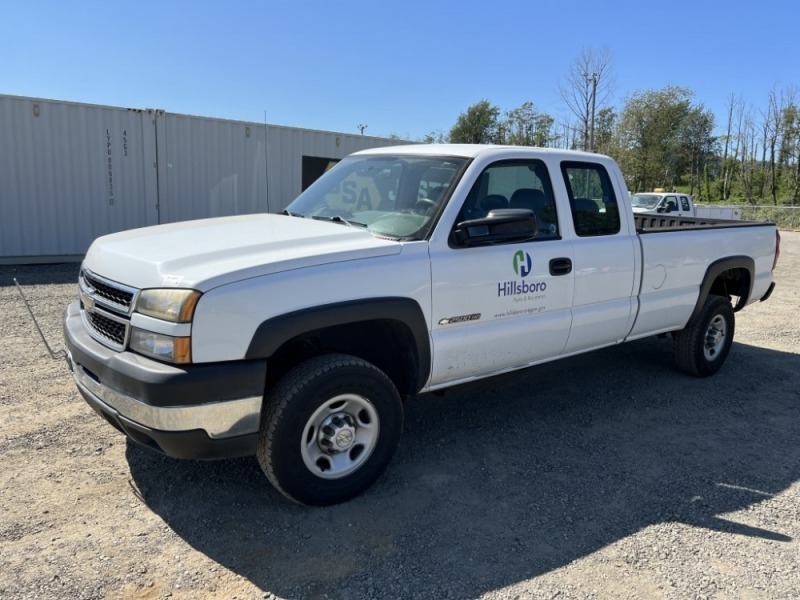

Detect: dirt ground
[1, 233, 798, 600]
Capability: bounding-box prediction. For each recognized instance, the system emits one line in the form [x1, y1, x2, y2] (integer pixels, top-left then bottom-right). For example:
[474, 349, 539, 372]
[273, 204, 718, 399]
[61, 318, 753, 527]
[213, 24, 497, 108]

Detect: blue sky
[2, 1, 797, 141]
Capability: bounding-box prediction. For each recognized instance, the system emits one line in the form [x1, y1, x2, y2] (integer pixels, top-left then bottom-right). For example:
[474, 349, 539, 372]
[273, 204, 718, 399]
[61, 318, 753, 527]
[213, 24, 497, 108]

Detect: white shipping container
[694, 205, 743, 220]
[0, 94, 406, 261]
[0, 96, 159, 259]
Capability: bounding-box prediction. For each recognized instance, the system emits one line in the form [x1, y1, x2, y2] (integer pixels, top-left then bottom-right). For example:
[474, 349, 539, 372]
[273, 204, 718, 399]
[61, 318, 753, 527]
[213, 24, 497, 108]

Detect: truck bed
[634, 214, 773, 233]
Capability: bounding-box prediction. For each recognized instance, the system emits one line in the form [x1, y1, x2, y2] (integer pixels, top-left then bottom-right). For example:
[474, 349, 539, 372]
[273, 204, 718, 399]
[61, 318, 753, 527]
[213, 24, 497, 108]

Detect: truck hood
[83, 214, 402, 291]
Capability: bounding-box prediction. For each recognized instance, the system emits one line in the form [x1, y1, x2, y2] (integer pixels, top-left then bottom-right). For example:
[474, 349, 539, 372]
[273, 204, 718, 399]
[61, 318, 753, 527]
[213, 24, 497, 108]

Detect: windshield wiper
[311, 215, 368, 228]
[281, 209, 304, 217]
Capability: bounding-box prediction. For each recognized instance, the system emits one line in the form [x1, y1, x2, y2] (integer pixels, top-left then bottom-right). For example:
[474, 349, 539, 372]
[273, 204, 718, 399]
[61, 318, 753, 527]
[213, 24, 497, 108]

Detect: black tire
[674, 294, 735, 377]
[256, 353, 403, 506]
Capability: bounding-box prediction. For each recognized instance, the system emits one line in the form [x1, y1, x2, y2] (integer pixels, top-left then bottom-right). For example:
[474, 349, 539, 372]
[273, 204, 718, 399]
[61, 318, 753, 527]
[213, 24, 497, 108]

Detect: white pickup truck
[631, 191, 697, 217]
[64, 145, 779, 505]
[632, 191, 744, 220]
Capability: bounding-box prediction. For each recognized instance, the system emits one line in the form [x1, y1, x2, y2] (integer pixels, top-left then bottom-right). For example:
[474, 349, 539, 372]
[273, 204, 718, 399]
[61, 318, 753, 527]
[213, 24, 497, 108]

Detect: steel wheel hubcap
[320, 413, 357, 451]
[301, 394, 379, 480]
[704, 314, 727, 361]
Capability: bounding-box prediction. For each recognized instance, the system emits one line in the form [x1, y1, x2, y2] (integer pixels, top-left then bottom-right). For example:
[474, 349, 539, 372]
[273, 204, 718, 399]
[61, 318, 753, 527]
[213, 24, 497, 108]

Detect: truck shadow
[127, 337, 800, 599]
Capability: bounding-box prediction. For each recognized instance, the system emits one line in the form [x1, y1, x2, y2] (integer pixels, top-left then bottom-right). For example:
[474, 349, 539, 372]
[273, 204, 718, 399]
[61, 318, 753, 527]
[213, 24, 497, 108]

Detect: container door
[0, 96, 158, 257]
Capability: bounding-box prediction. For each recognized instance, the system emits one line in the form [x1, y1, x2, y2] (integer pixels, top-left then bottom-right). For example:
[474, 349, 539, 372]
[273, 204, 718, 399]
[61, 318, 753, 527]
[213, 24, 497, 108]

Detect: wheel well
[265, 319, 421, 399]
[689, 257, 755, 324]
[709, 267, 751, 311]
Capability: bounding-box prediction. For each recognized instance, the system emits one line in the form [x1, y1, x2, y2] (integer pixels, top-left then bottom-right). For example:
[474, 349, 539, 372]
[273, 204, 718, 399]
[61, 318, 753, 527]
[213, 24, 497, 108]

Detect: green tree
[616, 86, 694, 192]
[592, 107, 617, 155]
[503, 101, 536, 145]
[718, 95, 740, 201]
[736, 110, 760, 204]
[680, 106, 717, 196]
[501, 101, 556, 147]
[779, 100, 800, 203]
[422, 130, 448, 144]
[449, 100, 501, 144]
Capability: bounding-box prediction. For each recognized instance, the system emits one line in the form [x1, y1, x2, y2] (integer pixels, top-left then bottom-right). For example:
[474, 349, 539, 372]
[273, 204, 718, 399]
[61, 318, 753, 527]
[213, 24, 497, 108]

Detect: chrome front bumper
[70, 356, 262, 439]
[63, 301, 267, 459]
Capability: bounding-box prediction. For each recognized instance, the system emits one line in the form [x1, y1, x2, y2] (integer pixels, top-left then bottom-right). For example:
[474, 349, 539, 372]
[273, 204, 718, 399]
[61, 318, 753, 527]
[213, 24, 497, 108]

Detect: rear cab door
[659, 194, 693, 217]
[558, 159, 639, 353]
[679, 194, 694, 216]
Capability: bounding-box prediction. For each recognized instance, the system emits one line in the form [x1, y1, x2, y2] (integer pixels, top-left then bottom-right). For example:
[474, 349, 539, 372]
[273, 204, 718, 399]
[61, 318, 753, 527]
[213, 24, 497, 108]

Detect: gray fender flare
[245, 297, 431, 391]
[689, 256, 754, 322]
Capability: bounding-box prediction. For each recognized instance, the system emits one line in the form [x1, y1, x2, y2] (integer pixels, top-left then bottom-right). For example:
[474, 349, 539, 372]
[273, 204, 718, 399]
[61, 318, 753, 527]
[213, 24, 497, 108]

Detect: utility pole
[357, 124, 368, 135]
[588, 72, 598, 153]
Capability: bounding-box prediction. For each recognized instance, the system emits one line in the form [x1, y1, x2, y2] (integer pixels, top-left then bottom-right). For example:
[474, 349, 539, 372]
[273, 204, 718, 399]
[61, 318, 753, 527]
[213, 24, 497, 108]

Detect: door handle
[549, 258, 572, 276]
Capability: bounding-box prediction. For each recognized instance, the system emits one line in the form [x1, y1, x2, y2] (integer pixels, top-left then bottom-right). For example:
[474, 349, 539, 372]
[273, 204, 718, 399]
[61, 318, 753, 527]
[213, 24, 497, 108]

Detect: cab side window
[561, 162, 620, 236]
[455, 159, 560, 239]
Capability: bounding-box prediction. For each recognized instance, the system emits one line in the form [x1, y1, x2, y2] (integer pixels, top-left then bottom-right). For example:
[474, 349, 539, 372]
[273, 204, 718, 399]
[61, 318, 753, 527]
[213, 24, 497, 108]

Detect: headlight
[130, 328, 191, 364]
[136, 289, 201, 322]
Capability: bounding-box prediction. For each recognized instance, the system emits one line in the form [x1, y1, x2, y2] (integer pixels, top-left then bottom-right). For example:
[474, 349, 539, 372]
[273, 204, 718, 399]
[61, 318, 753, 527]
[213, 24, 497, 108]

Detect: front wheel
[257, 354, 403, 505]
[674, 294, 735, 377]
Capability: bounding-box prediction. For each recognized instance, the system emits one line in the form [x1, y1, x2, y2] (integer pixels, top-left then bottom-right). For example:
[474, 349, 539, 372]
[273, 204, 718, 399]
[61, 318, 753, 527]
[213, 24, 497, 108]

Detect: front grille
[82, 271, 134, 312]
[79, 268, 139, 351]
[86, 310, 127, 347]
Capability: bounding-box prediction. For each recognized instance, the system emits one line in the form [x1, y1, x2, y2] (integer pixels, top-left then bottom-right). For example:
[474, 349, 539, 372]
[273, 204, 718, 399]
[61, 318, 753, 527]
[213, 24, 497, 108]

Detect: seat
[509, 188, 546, 215]
[426, 186, 444, 201]
[479, 194, 508, 212]
[510, 189, 558, 236]
[572, 198, 602, 236]
[573, 198, 599, 213]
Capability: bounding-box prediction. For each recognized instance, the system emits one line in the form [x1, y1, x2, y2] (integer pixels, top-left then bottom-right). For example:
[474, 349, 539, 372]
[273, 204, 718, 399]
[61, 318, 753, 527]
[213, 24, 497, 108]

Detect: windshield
[285, 155, 467, 239]
[630, 194, 661, 209]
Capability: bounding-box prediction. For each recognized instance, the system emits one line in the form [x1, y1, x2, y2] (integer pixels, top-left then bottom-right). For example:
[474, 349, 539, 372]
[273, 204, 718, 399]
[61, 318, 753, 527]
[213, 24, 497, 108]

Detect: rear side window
[561, 162, 620, 237]
[680, 196, 691, 211]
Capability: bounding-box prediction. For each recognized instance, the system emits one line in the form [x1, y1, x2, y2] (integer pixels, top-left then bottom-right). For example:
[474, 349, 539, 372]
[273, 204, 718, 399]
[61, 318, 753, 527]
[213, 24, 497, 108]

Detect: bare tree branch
[558, 47, 615, 151]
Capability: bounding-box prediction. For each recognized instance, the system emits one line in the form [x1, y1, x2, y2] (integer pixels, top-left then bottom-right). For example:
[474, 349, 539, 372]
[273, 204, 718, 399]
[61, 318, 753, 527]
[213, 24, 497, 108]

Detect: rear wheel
[674, 294, 735, 376]
[257, 354, 403, 506]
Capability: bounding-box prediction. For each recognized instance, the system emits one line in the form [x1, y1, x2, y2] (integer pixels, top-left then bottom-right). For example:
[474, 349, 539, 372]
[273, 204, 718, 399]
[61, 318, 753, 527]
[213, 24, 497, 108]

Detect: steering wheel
[413, 198, 437, 215]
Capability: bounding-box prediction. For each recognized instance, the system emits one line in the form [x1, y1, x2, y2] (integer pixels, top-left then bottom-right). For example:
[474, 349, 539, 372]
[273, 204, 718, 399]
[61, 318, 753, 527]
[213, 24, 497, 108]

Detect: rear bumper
[63, 301, 265, 459]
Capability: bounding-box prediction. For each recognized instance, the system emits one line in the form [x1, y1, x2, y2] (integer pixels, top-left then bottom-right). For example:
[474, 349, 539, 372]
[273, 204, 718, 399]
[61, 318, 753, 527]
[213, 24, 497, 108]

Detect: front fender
[245, 297, 432, 390]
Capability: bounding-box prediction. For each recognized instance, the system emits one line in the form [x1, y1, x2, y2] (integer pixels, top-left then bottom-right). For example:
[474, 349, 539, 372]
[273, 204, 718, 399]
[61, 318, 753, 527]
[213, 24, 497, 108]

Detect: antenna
[264, 109, 271, 213]
[13, 278, 67, 361]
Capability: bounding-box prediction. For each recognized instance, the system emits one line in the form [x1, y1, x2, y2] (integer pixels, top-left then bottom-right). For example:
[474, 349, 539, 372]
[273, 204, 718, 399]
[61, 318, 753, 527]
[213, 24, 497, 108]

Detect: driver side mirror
[451, 209, 538, 247]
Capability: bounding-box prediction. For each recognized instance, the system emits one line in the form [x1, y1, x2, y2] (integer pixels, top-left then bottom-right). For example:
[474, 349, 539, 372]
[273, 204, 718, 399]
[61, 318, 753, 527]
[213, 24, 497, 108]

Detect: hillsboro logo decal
[513, 250, 532, 277]
[499, 249, 546, 297]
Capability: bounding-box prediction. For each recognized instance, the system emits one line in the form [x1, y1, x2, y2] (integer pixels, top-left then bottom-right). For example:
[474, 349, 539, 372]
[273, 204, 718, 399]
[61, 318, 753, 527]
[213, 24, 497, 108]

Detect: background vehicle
[630, 191, 696, 217]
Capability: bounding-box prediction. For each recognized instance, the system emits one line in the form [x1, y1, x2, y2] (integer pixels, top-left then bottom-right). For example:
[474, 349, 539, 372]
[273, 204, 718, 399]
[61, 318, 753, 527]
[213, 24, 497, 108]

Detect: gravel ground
[1, 233, 798, 600]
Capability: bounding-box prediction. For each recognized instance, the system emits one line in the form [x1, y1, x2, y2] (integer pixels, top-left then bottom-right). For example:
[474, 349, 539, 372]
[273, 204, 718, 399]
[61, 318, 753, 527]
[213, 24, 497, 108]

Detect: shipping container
[0, 94, 406, 262]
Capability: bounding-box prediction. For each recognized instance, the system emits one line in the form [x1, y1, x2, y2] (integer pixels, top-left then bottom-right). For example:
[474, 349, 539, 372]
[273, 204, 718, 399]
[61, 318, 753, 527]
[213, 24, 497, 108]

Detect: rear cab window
[560, 162, 621, 237]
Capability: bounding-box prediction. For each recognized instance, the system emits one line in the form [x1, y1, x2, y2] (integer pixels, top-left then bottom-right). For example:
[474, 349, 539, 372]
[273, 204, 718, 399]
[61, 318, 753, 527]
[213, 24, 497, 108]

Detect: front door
[427, 159, 575, 387]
